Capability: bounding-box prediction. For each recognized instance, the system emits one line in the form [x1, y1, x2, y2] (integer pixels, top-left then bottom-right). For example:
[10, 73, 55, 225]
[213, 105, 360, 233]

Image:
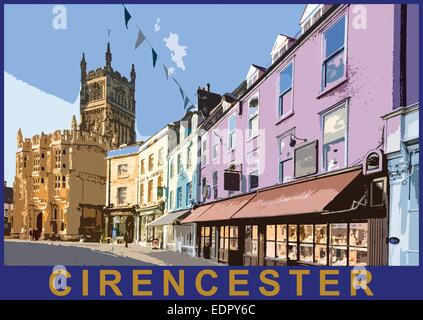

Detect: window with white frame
[212, 141, 218, 161]
[186, 143, 193, 169]
[177, 153, 182, 175]
[176, 186, 182, 209]
[279, 63, 293, 118]
[322, 104, 347, 172]
[322, 15, 346, 89]
[170, 159, 175, 178]
[169, 190, 174, 210]
[157, 148, 164, 166]
[117, 187, 127, 205]
[212, 171, 218, 199]
[186, 182, 192, 206]
[248, 96, 259, 139]
[278, 134, 294, 183]
[228, 114, 236, 151]
[201, 138, 208, 166]
[117, 164, 128, 177]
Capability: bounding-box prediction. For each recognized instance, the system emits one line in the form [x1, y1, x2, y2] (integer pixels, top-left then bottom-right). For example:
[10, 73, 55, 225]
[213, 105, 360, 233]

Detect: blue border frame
[1, 0, 422, 300]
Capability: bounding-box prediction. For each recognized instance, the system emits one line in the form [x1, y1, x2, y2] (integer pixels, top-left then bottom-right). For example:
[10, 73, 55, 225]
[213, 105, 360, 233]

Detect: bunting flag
[135, 29, 145, 49]
[163, 65, 169, 80]
[152, 48, 158, 67]
[124, 6, 132, 29]
[185, 105, 195, 112]
[122, 5, 196, 111]
[184, 97, 190, 109]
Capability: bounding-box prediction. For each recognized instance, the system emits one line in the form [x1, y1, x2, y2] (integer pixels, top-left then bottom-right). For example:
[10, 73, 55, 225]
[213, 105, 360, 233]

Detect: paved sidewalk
[5, 239, 220, 266]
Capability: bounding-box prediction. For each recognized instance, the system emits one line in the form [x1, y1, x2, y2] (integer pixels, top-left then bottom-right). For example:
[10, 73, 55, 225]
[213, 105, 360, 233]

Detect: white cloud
[4, 71, 79, 185]
[154, 18, 160, 32]
[168, 67, 176, 76]
[163, 32, 188, 71]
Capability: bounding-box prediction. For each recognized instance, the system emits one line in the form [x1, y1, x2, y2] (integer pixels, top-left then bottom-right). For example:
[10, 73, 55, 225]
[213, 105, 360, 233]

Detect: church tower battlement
[80, 42, 137, 148]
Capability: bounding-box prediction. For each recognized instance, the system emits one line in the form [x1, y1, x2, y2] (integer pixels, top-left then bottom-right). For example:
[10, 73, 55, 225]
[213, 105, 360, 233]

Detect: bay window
[322, 15, 346, 89]
[279, 62, 293, 118]
[322, 104, 347, 172]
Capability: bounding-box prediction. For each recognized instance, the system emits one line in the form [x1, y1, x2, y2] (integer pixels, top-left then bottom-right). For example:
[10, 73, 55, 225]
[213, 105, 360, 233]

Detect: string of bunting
[122, 4, 196, 112]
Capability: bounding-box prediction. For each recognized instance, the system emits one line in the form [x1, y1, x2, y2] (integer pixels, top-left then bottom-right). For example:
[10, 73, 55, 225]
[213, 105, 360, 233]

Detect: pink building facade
[182, 4, 419, 267]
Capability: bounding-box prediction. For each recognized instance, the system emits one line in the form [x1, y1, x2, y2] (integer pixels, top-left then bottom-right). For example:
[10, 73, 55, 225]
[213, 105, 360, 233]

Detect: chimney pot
[206, 83, 210, 92]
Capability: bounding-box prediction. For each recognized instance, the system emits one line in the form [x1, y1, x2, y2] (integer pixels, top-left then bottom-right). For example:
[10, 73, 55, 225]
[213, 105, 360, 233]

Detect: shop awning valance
[147, 210, 190, 227]
[232, 169, 361, 220]
[195, 193, 257, 222]
[181, 203, 214, 224]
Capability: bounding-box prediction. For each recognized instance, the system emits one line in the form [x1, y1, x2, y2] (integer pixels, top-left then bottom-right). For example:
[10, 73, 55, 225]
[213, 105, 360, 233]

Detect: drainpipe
[399, 4, 407, 108]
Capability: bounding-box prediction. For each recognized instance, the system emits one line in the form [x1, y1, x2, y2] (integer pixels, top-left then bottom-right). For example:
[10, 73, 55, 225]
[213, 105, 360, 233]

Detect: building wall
[106, 153, 139, 208]
[10, 127, 107, 240]
[138, 126, 177, 209]
[167, 114, 200, 212]
[199, 4, 398, 203]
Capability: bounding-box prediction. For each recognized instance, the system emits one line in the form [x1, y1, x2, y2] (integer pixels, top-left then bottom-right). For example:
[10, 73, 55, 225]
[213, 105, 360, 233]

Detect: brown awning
[196, 193, 257, 222]
[181, 203, 214, 224]
[232, 169, 362, 220]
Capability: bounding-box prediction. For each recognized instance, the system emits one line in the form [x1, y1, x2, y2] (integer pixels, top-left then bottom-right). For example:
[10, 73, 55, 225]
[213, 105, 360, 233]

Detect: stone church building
[10, 43, 137, 240]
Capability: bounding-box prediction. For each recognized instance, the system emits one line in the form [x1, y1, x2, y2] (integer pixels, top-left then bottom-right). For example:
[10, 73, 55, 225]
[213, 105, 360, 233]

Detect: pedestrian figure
[29, 229, 33, 241]
[124, 230, 129, 248]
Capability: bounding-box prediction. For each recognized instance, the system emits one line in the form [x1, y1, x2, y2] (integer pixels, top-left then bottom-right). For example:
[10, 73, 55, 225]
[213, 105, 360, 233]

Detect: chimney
[206, 83, 210, 92]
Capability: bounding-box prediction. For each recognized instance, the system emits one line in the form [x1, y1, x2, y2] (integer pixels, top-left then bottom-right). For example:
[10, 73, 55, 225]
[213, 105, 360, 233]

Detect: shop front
[184, 167, 388, 266]
[103, 205, 138, 244]
[137, 201, 165, 247]
[147, 209, 191, 253]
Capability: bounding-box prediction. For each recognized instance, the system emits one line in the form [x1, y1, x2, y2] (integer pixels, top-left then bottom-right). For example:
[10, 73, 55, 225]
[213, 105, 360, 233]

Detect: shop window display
[349, 223, 368, 266]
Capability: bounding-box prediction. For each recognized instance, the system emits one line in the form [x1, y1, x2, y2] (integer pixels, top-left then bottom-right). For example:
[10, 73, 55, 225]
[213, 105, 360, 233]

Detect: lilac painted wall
[199, 4, 414, 204]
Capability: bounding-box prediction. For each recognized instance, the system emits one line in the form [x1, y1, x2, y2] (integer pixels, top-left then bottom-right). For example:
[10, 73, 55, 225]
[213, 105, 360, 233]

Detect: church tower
[80, 42, 136, 148]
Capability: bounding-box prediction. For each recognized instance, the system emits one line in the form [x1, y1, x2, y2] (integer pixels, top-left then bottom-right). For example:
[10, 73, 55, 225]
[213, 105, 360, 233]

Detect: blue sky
[4, 4, 305, 183]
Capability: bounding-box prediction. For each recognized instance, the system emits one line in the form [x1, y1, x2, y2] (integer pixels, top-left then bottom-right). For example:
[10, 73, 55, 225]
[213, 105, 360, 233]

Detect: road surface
[4, 240, 218, 266]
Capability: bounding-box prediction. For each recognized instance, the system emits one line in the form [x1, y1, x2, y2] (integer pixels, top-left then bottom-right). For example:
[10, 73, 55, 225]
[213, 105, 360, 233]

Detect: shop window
[278, 62, 293, 118]
[299, 225, 314, 262]
[266, 225, 276, 258]
[315, 224, 328, 265]
[330, 223, 348, 266]
[294, 141, 318, 178]
[349, 223, 368, 266]
[322, 15, 346, 89]
[322, 104, 347, 172]
[370, 179, 385, 206]
[229, 226, 238, 251]
[245, 225, 258, 256]
[288, 225, 297, 260]
[276, 225, 287, 259]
